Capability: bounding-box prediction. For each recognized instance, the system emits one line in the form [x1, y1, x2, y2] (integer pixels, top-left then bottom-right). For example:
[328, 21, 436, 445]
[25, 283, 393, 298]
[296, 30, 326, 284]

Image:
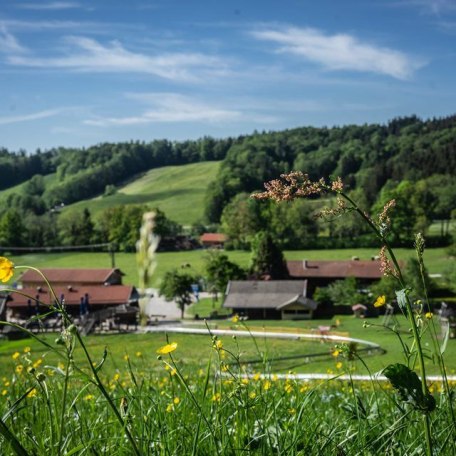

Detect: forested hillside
[0, 114, 455, 251]
[205, 115, 456, 222]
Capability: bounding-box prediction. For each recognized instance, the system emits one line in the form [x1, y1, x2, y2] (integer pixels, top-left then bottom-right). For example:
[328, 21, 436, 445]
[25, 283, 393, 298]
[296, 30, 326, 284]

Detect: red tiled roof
[20, 269, 120, 285]
[287, 260, 383, 279]
[200, 233, 227, 243]
[7, 285, 134, 308]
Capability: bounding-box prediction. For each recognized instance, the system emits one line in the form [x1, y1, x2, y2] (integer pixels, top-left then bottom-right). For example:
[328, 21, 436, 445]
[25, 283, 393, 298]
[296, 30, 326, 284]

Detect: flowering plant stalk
[252, 171, 447, 456]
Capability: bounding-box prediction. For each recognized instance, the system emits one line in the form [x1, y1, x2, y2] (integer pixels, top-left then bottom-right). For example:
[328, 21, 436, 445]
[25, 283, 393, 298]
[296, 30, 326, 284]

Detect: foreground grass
[0, 318, 455, 455]
[8, 247, 452, 288]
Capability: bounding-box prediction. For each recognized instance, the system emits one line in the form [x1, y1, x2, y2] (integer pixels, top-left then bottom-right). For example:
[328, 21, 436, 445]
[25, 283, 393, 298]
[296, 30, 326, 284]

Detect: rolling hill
[63, 161, 221, 225]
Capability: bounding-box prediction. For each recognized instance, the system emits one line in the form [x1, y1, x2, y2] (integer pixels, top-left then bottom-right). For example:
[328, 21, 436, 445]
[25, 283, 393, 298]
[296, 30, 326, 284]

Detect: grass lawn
[8, 247, 452, 288]
[1, 314, 454, 378]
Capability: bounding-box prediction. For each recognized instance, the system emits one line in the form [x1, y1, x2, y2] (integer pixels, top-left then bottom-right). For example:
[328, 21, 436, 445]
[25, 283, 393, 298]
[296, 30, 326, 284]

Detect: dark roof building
[223, 280, 317, 320]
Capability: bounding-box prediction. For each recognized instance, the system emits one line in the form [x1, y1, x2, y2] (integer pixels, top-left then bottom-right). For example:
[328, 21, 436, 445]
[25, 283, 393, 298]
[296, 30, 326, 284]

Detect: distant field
[8, 247, 451, 288]
[64, 161, 221, 225]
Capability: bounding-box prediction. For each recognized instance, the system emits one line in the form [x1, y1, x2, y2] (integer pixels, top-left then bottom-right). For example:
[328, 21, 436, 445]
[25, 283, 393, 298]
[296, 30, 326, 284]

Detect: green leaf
[383, 363, 435, 413]
[395, 289, 409, 313]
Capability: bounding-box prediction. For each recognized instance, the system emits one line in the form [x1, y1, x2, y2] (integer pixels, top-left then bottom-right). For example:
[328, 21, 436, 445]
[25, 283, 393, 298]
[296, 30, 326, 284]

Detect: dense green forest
[0, 114, 455, 251]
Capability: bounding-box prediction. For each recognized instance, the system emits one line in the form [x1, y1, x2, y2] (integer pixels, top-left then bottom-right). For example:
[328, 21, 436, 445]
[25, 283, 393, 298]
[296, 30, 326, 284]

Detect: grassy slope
[64, 161, 221, 225]
[9, 247, 451, 288]
[0, 173, 58, 201]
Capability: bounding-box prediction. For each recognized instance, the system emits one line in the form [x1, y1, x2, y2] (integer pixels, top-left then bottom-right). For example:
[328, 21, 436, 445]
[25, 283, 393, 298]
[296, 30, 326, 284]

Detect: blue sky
[1, 0, 456, 152]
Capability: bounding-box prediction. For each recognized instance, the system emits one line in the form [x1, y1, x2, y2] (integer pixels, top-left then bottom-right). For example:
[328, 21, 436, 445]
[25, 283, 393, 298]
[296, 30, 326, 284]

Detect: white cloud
[389, 0, 456, 15]
[17, 2, 81, 10]
[7, 36, 227, 82]
[251, 26, 422, 79]
[0, 25, 27, 53]
[83, 93, 275, 127]
[0, 108, 64, 125]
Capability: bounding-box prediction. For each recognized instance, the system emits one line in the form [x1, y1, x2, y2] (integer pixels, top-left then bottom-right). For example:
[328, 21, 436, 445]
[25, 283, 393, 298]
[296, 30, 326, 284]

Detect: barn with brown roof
[287, 260, 383, 295]
[200, 233, 227, 248]
[20, 268, 124, 287]
[7, 284, 138, 319]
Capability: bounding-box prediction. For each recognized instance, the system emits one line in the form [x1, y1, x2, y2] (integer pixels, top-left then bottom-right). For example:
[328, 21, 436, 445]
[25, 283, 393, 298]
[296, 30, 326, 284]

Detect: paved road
[142, 289, 212, 321]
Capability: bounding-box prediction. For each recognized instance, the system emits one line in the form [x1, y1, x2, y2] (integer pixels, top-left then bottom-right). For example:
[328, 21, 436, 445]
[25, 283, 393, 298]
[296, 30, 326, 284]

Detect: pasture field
[1, 315, 455, 378]
[7, 246, 452, 288]
[64, 161, 221, 225]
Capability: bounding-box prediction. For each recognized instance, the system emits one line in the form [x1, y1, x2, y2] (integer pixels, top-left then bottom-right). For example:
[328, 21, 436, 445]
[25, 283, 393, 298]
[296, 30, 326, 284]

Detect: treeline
[0, 136, 235, 212]
[205, 115, 456, 224]
[0, 205, 182, 252]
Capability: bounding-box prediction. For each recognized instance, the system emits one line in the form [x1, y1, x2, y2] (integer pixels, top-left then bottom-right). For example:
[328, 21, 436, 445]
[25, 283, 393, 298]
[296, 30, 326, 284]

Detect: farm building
[287, 259, 383, 295]
[5, 268, 139, 330]
[20, 268, 124, 287]
[200, 233, 227, 248]
[223, 280, 318, 320]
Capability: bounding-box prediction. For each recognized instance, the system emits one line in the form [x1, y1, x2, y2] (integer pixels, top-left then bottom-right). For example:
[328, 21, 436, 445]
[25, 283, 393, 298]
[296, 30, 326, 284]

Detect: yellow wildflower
[135, 351, 142, 357]
[231, 314, 239, 323]
[4, 381, 10, 387]
[123, 354, 129, 361]
[425, 312, 433, 320]
[113, 373, 120, 382]
[23, 347, 31, 354]
[57, 362, 65, 370]
[374, 295, 386, 308]
[241, 378, 249, 385]
[84, 394, 94, 401]
[288, 408, 296, 415]
[173, 397, 180, 405]
[0, 257, 14, 283]
[249, 392, 256, 399]
[27, 388, 37, 398]
[263, 380, 271, 391]
[157, 342, 178, 355]
[253, 372, 261, 382]
[284, 383, 293, 394]
[166, 403, 174, 413]
[1, 390, 7, 396]
[213, 339, 223, 350]
[12, 352, 20, 360]
[336, 362, 343, 370]
[33, 359, 42, 369]
[212, 392, 221, 402]
[332, 350, 340, 358]
[15, 365, 23, 374]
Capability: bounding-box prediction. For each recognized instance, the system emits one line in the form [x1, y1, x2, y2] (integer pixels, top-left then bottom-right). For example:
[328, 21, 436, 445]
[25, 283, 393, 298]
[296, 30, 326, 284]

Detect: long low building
[223, 280, 318, 320]
[7, 284, 138, 319]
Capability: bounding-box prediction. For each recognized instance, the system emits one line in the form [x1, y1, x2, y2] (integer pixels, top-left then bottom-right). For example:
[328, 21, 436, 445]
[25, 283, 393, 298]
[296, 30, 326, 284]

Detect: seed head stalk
[338, 190, 433, 456]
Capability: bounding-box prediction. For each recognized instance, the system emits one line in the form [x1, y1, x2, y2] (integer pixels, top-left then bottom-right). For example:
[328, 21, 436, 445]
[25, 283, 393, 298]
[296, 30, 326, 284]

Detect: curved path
[144, 325, 456, 382]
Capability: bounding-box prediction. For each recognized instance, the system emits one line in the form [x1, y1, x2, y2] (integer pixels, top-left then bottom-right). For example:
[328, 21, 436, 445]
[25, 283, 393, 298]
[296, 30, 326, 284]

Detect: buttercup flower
[157, 342, 178, 355]
[425, 312, 433, 320]
[0, 257, 14, 283]
[374, 295, 386, 308]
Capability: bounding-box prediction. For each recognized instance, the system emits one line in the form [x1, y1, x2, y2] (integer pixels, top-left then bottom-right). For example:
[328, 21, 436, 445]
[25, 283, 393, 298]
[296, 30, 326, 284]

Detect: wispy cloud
[0, 25, 27, 53]
[388, 0, 456, 15]
[7, 36, 227, 82]
[251, 25, 423, 79]
[0, 108, 64, 125]
[84, 93, 275, 127]
[17, 2, 81, 10]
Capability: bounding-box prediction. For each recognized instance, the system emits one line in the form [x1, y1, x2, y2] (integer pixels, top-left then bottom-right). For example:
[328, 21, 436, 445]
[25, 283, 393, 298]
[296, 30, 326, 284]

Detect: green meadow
[64, 161, 221, 225]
